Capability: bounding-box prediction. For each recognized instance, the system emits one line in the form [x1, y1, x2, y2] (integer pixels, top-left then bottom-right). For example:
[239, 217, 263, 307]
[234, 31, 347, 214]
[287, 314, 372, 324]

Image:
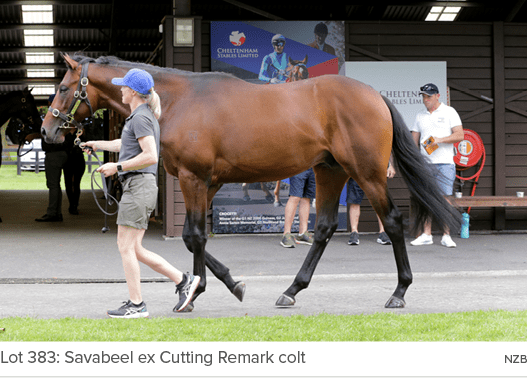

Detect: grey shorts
[117, 173, 158, 230]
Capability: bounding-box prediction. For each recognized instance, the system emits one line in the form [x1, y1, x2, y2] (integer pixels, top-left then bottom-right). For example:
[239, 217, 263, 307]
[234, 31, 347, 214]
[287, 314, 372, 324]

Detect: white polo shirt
[410, 102, 462, 164]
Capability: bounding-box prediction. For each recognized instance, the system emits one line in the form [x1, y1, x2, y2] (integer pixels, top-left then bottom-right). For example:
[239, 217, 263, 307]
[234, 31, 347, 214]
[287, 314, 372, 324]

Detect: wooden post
[492, 21, 506, 230]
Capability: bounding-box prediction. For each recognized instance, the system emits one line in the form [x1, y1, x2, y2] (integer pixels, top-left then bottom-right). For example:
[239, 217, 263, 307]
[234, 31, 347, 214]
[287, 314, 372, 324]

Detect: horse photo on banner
[210, 21, 345, 234]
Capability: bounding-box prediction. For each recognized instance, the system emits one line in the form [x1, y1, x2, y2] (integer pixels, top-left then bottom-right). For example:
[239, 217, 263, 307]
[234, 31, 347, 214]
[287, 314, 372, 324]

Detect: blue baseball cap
[111, 68, 154, 95]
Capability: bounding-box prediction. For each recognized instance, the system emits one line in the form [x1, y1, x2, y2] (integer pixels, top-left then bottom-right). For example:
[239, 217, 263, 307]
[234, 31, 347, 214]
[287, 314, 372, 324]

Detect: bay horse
[1, 88, 43, 167]
[42, 53, 460, 309]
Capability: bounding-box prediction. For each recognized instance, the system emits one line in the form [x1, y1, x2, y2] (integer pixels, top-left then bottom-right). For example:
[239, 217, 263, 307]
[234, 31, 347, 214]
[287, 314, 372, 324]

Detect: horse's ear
[303, 55, 308, 64]
[289, 56, 294, 65]
[23, 87, 31, 94]
[61, 53, 78, 70]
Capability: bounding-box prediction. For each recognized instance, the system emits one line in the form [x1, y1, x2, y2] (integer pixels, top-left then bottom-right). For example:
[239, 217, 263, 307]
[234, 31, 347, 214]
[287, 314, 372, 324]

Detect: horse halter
[18, 96, 35, 126]
[48, 61, 94, 144]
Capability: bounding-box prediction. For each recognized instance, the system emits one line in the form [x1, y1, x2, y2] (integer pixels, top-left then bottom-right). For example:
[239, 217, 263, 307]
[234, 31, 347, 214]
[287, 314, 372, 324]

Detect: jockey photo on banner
[210, 21, 345, 234]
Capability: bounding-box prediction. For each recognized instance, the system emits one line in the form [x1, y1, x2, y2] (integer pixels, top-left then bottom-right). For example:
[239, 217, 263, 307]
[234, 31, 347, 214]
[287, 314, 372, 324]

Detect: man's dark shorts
[289, 168, 316, 199]
[346, 178, 365, 205]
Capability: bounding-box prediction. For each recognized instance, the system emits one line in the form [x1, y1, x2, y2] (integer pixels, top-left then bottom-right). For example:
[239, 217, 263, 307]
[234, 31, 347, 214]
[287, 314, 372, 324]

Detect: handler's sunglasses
[273, 41, 285, 47]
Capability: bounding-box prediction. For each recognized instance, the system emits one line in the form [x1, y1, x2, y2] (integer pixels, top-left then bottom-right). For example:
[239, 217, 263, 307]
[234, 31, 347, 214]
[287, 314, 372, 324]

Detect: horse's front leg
[178, 170, 209, 299]
[180, 184, 246, 303]
[276, 165, 348, 307]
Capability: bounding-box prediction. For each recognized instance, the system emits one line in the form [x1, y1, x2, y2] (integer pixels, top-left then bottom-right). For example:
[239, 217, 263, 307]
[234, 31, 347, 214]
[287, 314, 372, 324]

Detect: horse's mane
[69, 53, 239, 81]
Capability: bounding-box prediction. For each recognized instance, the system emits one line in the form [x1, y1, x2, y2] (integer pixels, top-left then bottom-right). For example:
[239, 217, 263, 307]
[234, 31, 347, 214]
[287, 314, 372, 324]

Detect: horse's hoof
[233, 281, 246, 302]
[275, 294, 295, 307]
[385, 296, 406, 308]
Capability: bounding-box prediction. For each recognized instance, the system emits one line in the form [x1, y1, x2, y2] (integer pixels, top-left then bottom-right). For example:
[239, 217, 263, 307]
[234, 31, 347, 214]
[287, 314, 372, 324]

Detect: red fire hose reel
[454, 129, 485, 174]
[454, 129, 486, 213]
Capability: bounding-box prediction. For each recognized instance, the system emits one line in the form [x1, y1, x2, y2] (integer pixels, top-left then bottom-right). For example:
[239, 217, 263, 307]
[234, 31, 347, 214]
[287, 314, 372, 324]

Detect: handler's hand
[429, 136, 440, 147]
[97, 162, 118, 178]
[80, 141, 96, 154]
[387, 165, 396, 179]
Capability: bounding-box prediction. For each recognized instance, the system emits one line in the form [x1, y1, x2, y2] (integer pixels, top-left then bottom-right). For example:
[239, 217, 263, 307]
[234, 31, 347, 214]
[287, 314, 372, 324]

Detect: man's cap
[419, 83, 439, 95]
[111, 68, 154, 95]
[48, 94, 55, 103]
[271, 34, 286, 44]
[314, 22, 328, 35]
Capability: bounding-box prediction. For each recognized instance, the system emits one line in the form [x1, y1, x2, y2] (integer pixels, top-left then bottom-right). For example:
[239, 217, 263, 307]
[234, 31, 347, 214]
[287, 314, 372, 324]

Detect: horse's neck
[0, 93, 22, 124]
[0, 96, 13, 127]
[92, 68, 131, 117]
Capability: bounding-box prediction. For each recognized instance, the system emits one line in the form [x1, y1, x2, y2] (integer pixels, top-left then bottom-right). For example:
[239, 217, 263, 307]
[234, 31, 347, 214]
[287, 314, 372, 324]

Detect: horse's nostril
[41, 127, 46, 137]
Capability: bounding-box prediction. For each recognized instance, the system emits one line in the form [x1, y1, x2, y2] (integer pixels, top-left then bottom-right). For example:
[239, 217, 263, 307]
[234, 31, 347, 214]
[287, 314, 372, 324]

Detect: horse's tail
[382, 95, 461, 235]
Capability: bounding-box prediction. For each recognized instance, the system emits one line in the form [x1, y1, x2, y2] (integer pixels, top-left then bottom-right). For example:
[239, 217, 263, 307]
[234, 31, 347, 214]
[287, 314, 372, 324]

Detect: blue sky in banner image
[211, 21, 336, 76]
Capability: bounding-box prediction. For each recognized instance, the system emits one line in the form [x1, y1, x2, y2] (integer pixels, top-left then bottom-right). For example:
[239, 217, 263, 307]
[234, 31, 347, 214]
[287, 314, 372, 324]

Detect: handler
[83, 68, 199, 318]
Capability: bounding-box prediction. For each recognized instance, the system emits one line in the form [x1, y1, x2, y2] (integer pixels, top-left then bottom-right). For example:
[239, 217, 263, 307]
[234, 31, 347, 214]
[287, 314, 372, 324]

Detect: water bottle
[461, 212, 470, 239]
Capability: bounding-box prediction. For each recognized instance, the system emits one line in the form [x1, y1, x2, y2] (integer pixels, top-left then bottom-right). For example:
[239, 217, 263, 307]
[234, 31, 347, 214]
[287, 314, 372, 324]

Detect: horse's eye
[59, 86, 69, 94]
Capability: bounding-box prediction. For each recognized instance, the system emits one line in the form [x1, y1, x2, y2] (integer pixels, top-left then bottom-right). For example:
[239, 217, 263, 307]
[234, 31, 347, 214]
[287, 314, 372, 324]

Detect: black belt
[118, 172, 154, 183]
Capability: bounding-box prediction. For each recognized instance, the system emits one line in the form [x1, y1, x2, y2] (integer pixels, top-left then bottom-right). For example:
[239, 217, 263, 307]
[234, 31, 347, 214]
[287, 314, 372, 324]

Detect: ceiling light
[27, 69, 55, 78]
[22, 5, 53, 24]
[28, 85, 56, 96]
[425, 5, 462, 22]
[24, 30, 54, 47]
[25, 52, 54, 64]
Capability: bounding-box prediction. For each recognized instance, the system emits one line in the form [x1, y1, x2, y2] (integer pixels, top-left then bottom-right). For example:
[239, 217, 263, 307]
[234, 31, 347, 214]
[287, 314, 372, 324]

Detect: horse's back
[160, 73, 393, 183]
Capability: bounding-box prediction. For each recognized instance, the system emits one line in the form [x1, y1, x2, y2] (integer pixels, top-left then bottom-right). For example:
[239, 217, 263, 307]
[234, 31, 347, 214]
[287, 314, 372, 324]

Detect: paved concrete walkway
[1, 190, 527, 319]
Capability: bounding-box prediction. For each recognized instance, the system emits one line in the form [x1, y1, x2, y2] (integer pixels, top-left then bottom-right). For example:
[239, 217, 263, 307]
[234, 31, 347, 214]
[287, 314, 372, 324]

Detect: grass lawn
[0, 152, 103, 190]
[1, 310, 527, 341]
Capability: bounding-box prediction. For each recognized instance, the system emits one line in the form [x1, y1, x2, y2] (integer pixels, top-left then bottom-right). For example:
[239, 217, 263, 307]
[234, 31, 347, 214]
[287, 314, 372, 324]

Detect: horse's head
[10, 88, 42, 133]
[5, 117, 41, 146]
[286, 55, 309, 82]
[41, 53, 97, 144]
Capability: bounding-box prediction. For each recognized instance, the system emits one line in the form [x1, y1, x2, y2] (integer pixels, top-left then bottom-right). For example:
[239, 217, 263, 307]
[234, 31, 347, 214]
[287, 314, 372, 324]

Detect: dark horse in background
[1, 88, 43, 167]
[42, 53, 460, 310]
[1, 88, 43, 223]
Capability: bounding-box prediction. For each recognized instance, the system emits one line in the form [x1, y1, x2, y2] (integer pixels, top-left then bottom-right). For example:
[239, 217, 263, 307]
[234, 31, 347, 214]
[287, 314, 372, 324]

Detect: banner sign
[211, 21, 345, 234]
[344, 61, 447, 127]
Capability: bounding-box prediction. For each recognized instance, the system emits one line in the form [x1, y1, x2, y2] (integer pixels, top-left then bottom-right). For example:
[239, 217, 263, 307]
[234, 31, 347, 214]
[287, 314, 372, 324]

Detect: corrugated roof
[1, 0, 526, 100]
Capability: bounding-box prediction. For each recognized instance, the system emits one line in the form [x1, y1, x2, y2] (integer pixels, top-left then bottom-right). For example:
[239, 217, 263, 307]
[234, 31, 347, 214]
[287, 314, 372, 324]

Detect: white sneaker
[410, 233, 433, 246]
[441, 235, 457, 248]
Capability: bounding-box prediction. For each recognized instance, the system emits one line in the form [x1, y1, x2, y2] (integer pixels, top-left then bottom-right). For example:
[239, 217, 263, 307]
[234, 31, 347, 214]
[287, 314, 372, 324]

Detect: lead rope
[78, 140, 119, 218]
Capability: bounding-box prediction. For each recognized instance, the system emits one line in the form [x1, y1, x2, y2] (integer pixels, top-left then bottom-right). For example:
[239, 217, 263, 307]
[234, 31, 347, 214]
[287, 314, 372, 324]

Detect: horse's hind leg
[360, 181, 412, 308]
[182, 183, 245, 302]
[276, 164, 348, 307]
